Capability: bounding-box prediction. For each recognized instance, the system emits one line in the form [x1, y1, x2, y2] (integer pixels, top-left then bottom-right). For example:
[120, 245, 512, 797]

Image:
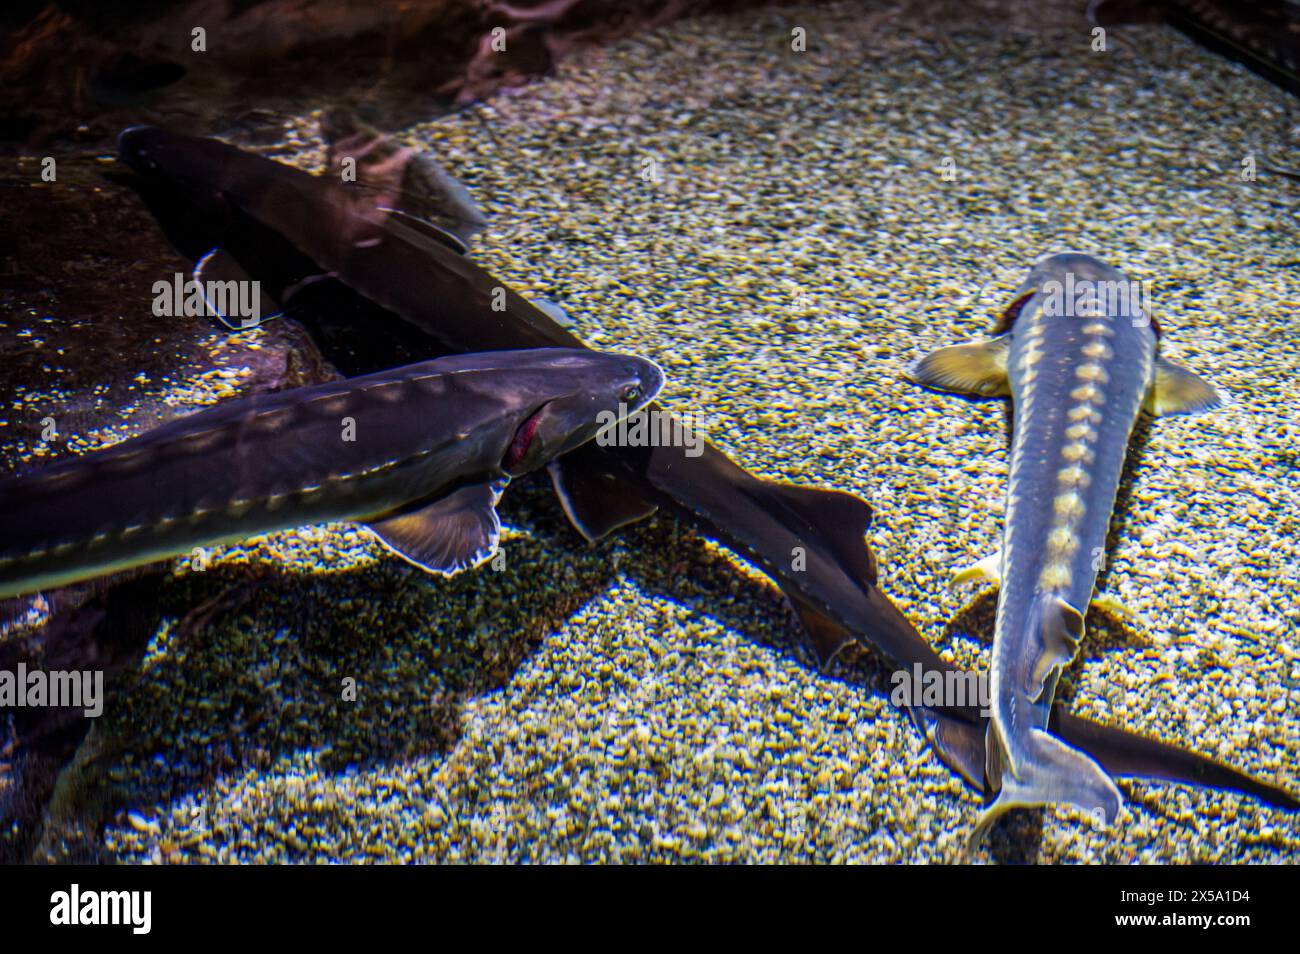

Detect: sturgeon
[910, 253, 1226, 837]
[0, 349, 662, 599]
[112, 127, 1299, 820]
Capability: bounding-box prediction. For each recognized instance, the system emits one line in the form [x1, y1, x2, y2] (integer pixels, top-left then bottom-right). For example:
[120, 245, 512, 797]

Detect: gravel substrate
[20, 0, 1300, 862]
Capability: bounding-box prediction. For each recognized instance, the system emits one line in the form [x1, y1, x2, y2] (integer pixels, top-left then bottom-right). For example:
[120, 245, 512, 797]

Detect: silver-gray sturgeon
[909, 252, 1224, 838]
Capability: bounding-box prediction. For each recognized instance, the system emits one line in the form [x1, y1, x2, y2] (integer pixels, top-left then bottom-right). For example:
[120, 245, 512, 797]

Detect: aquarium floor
[29, 0, 1300, 862]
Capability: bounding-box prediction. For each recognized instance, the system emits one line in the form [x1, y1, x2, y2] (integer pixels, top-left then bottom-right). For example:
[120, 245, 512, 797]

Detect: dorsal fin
[321, 108, 485, 253]
[1027, 595, 1086, 702]
[754, 481, 878, 588]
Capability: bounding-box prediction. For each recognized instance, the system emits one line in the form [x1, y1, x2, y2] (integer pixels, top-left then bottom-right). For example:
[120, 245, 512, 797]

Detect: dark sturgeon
[0, 349, 662, 599]
[112, 127, 1298, 819]
[910, 253, 1237, 837]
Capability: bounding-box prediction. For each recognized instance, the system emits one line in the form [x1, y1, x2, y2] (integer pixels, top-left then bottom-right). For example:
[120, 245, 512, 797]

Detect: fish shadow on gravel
[9, 477, 618, 860]
[12, 468, 929, 861]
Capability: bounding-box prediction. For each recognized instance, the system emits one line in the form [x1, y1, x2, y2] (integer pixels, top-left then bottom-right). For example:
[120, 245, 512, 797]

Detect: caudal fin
[972, 724, 1122, 843]
[1051, 706, 1300, 811]
[916, 702, 1299, 815]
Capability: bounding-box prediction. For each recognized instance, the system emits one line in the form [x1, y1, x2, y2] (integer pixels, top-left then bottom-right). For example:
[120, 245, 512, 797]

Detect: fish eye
[620, 385, 643, 404]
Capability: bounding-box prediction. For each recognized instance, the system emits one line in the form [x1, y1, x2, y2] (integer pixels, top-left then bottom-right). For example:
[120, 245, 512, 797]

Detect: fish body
[116, 125, 566, 351]
[910, 253, 1224, 835]
[986, 255, 1154, 832]
[0, 349, 662, 599]
[115, 128, 1299, 817]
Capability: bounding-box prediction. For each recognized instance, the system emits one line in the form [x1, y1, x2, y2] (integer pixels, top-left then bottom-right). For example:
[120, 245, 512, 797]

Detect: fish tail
[972, 723, 1122, 844]
[1051, 706, 1300, 811]
[915, 702, 1299, 815]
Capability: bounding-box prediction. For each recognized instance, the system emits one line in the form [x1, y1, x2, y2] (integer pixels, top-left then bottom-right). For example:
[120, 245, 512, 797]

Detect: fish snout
[116, 125, 167, 172]
[499, 351, 665, 477]
[115, 126, 183, 178]
[622, 356, 665, 412]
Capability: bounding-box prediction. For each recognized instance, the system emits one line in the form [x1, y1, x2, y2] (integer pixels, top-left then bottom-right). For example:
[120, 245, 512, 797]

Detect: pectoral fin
[194, 248, 282, 330]
[366, 479, 507, 577]
[1027, 595, 1085, 702]
[1144, 356, 1222, 416]
[952, 549, 1001, 587]
[906, 335, 1011, 398]
[547, 455, 659, 542]
[791, 596, 855, 667]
